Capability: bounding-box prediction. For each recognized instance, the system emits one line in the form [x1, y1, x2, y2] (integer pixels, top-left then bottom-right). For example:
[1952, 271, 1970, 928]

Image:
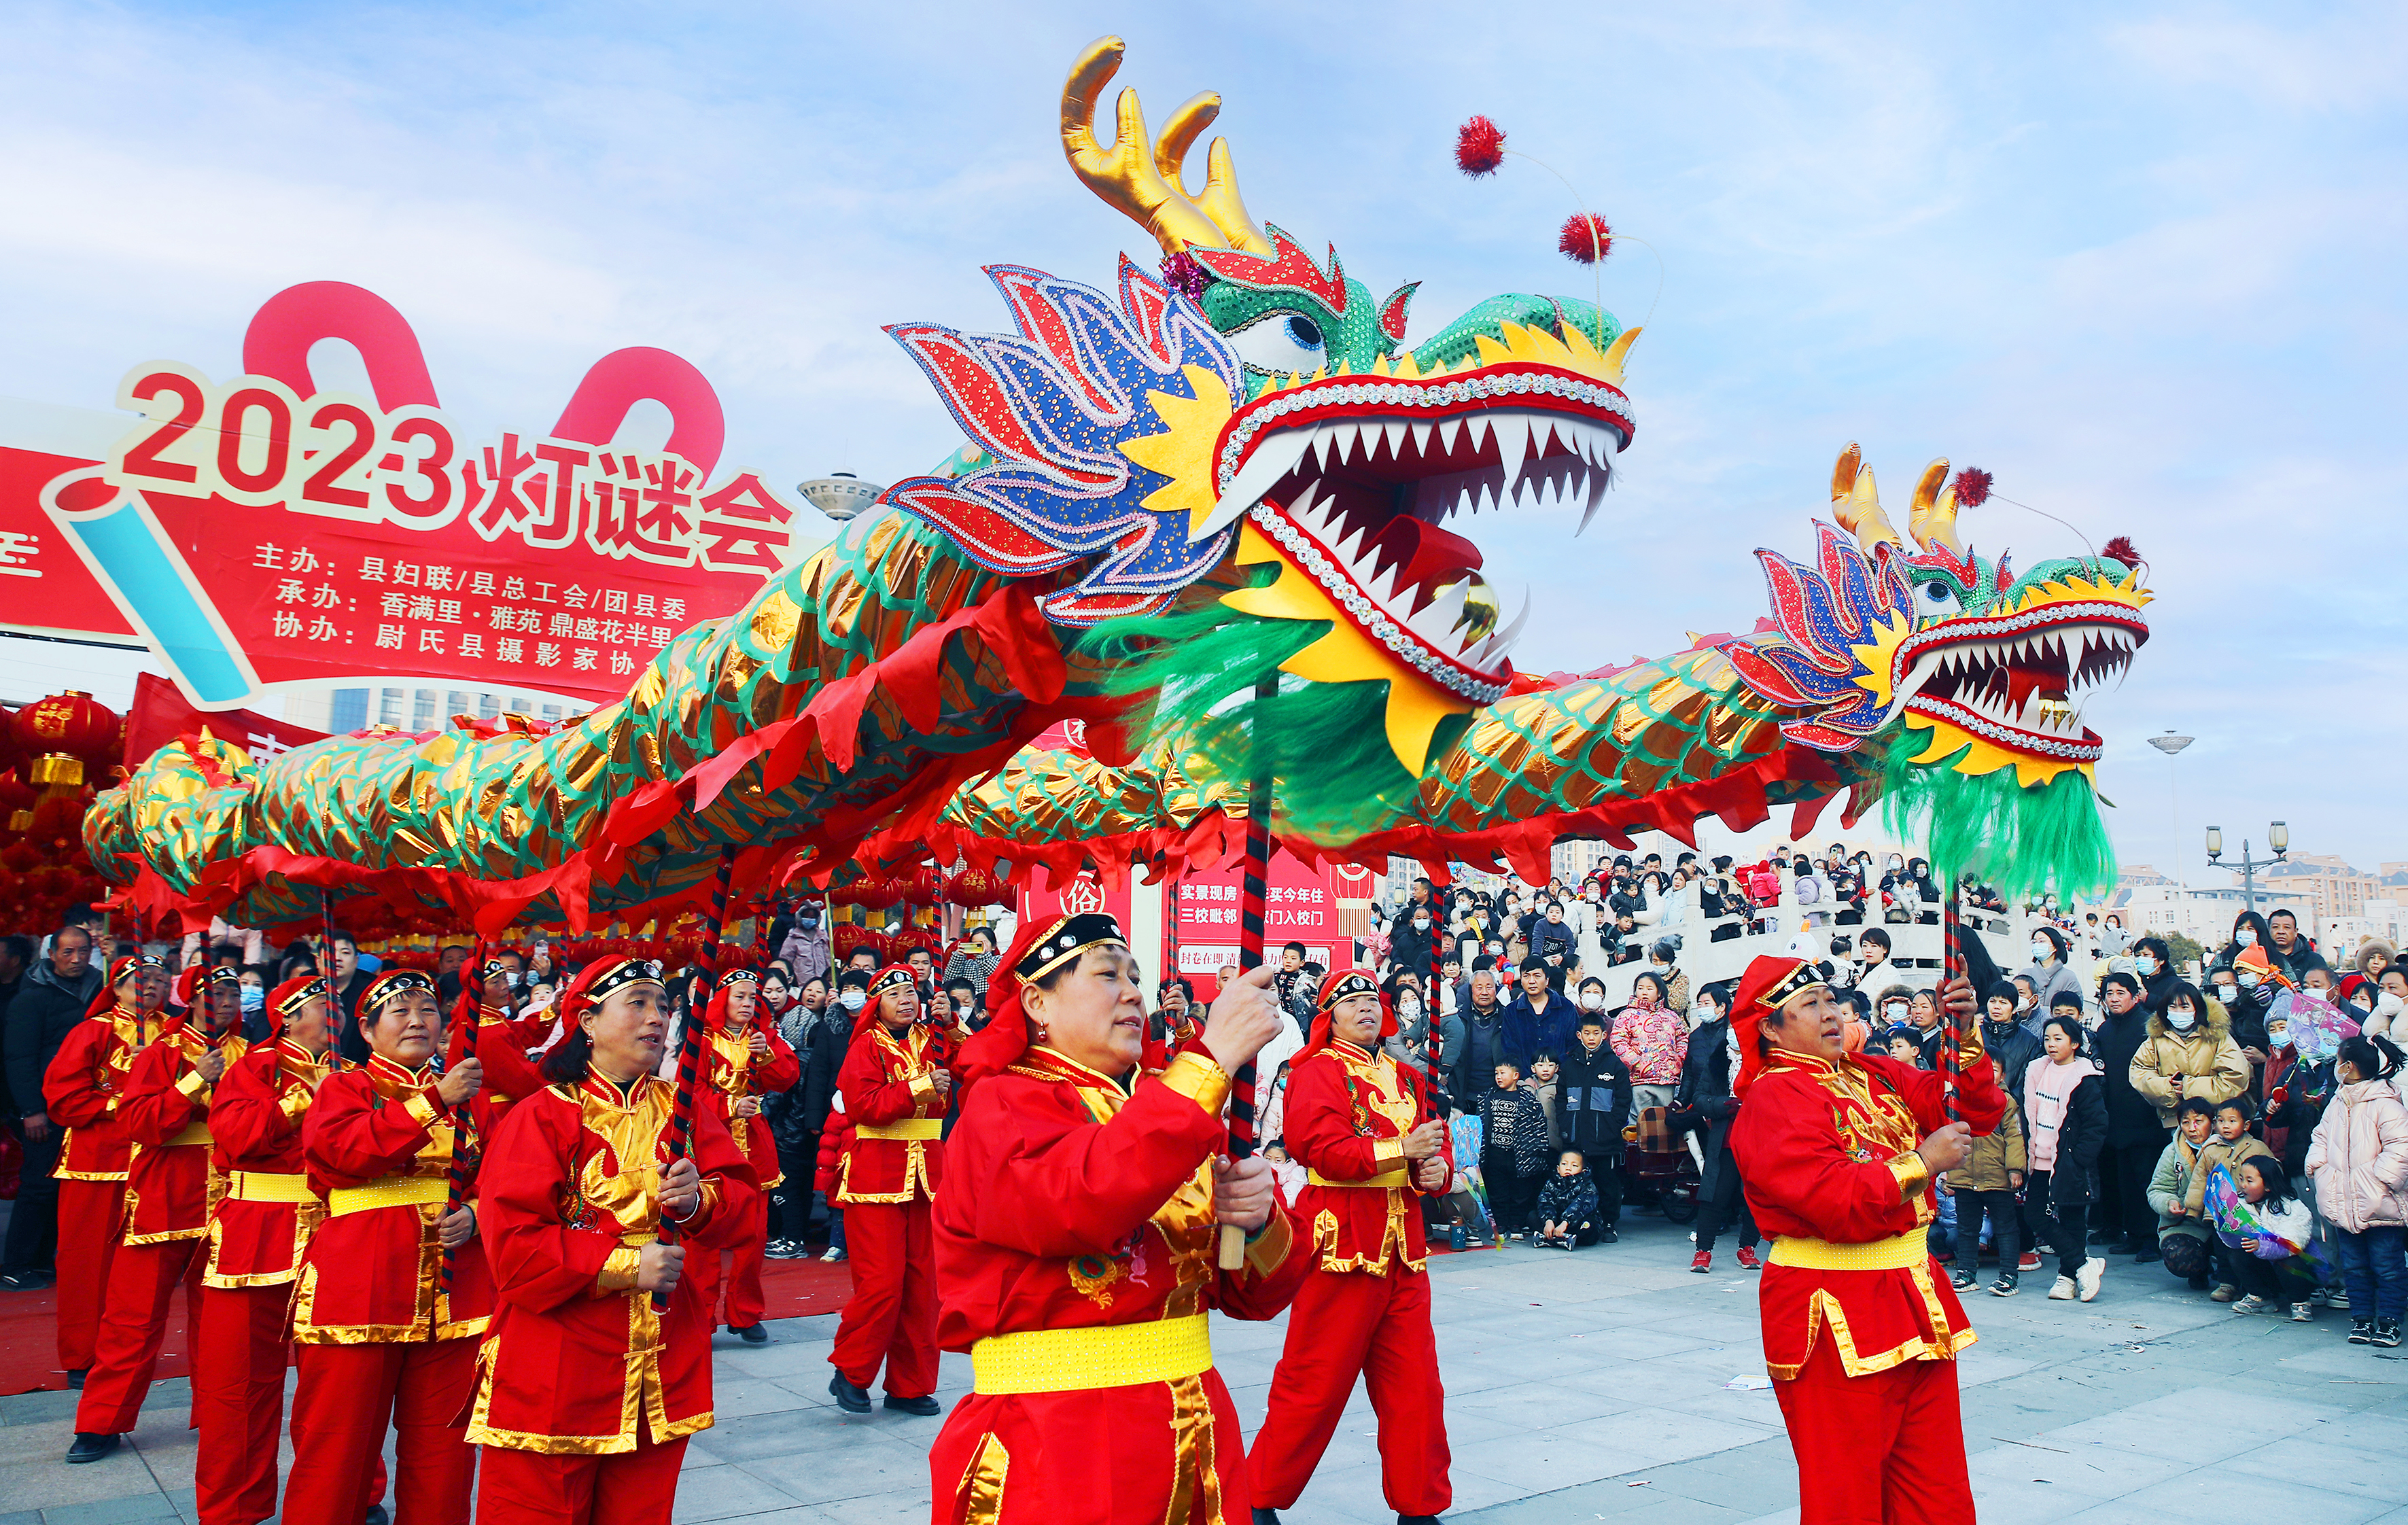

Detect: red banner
[1, 281, 821, 709]
[122, 672, 328, 770]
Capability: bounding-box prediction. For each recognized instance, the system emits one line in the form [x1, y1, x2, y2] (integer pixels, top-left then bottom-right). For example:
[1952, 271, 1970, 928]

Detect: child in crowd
[2305, 1034, 2408, 1346]
[2227, 1156, 2320, 1321]
[1947, 1079, 2027, 1296]
[1261, 1141, 1306, 1208]
[2197, 1098, 2278, 1301]
[1477, 1062, 1551, 1240]
[1885, 1026, 1922, 1066]
[1534, 1151, 1601, 1249]
[1528, 1053, 1563, 1153]
[2147, 1098, 2220, 1288]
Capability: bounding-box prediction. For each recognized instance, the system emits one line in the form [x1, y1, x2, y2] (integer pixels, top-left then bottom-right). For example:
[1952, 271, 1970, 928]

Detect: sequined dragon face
[882, 38, 1635, 773]
[1722, 448, 2151, 788]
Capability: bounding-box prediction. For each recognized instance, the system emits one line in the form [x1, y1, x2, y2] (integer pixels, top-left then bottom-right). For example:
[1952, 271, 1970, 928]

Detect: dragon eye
[1230, 311, 1328, 376]
[1919, 582, 1963, 616]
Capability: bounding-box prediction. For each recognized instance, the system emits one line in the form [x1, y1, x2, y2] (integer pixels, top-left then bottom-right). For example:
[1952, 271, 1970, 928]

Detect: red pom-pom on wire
[1558, 213, 1613, 264]
[2101, 536, 2142, 569]
[1950, 467, 1993, 508]
[1455, 116, 1506, 177]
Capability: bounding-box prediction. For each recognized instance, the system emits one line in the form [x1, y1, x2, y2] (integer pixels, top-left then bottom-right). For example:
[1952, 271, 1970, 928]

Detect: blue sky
[1, 1, 2401, 885]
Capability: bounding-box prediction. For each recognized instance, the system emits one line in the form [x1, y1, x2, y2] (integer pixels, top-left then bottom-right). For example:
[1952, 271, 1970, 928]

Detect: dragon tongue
[1193, 430, 1311, 542]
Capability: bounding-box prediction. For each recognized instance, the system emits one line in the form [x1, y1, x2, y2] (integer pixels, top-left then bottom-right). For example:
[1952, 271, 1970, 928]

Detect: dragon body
[86, 39, 2150, 931]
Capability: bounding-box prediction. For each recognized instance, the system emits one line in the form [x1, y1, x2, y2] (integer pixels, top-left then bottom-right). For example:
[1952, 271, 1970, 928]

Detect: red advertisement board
[0, 281, 818, 709]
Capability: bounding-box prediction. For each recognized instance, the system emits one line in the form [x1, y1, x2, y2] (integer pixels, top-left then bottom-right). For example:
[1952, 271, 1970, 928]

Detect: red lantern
[13, 692, 122, 775]
[0, 772, 33, 834]
[843, 875, 901, 911]
[947, 867, 1009, 907]
[909, 864, 948, 907]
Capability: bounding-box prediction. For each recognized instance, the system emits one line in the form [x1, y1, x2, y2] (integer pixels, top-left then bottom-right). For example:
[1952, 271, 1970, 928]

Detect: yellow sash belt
[226, 1170, 315, 1204]
[327, 1175, 449, 1217]
[857, 1118, 942, 1140]
[166, 1119, 215, 1148]
[1308, 1168, 1409, 1189]
[971, 1314, 1211, 1395]
[1769, 1230, 1929, 1271]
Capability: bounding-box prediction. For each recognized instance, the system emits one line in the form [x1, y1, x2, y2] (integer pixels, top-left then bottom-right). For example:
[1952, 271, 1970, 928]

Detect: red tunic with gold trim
[446, 1002, 553, 1128]
[1728, 1046, 2006, 1381]
[45, 1008, 144, 1183]
[118, 1020, 249, 1245]
[930, 1048, 1310, 1525]
[293, 1053, 493, 1342]
[468, 1072, 760, 1454]
[1249, 1039, 1452, 1518]
[833, 1020, 949, 1204]
[206, 1037, 330, 1287]
[701, 1024, 800, 1189]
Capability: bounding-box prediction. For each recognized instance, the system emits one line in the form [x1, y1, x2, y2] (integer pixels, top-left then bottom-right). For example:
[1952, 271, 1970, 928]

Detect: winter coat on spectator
[1981, 1017, 2045, 1117]
[2128, 1005, 2250, 1130]
[1533, 1166, 1600, 1232]
[2020, 954, 2084, 1017]
[1528, 1072, 1561, 1152]
[2182, 1131, 2275, 1220]
[1529, 918, 1578, 977]
[1556, 1037, 1631, 1159]
[3, 956, 103, 1122]
[1609, 1002, 1686, 1087]
[2270, 1055, 2338, 1181]
[2346, 941, 2396, 1004]
[941, 945, 1000, 1002]
[1450, 1000, 1505, 1107]
[801, 1004, 856, 1135]
[2023, 1055, 2108, 1210]
[1498, 988, 1577, 1073]
[1945, 1095, 2027, 1194]
[2093, 1004, 2161, 1148]
[1477, 1081, 1552, 1178]
[2147, 1133, 2211, 1249]
[1387, 903, 1439, 977]
[777, 920, 831, 986]
[2306, 1076, 2408, 1233]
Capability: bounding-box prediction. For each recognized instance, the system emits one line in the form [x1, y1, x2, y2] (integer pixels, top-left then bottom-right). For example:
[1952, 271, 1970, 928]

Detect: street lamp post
[2148, 733, 2193, 935]
[2206, 822, 2288, 918]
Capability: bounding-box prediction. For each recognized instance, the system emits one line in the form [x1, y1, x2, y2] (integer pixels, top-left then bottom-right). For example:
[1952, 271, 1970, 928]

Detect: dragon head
[884, 37, 1634, 784]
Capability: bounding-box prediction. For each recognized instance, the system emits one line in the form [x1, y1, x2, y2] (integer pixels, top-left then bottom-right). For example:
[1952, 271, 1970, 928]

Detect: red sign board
[0, 281, 820, 709]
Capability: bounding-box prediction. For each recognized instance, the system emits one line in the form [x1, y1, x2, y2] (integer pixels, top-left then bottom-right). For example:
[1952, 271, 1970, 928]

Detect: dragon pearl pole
[1220, 673, 1277, 1272]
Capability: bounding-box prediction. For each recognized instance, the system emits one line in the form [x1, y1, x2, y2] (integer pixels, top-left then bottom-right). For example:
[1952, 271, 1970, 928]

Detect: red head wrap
[555, 956, 665, 1038]
[356, 968, 438, 1025]
[702, 966, 763, 1033]
[1730, 953, 1835, 1094]
[86, 951, 166, 1020]
[266, 974, 332, 1038]
[1302, 970, 1395, 1059]
[952, 913, 1129, 1088]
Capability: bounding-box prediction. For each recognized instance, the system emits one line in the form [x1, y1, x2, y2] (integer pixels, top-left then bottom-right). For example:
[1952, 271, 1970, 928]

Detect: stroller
[1621, 1104, 1700, 1224]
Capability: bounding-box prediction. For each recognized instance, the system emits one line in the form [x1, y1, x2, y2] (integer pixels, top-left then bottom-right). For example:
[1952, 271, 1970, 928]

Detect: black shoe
[1253, 1511, 1282, 1525]
[2087, 1230, 2124, 1247]
[2350, 1316, 2375, 1344]
[2187, 1273, 2210, 1290]
[65, 1432, 119, 1464]
[1397, 1515, 1444, 1524]
[2132, 1246, 2162, 1265]
[828, 1373, 872, 1414]
[2377, 1318, 2403, 1350]
[1600, 1227, 1618, 1243]
[733, 1322, 768, 1344]
[366, 1505, 390, 1525]
[67, 1368, 85, 1390]
[883, 1393, 941, 1417]
[0, 1269, 52, 1292]
[1990, 1272, 2019, 1297]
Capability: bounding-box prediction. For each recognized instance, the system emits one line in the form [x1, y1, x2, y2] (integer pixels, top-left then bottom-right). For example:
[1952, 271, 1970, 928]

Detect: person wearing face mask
[1977, 983, 2045, 1120]
[803, 969, 873, 1266]
[1647, 937, 1690, 1014]
[2213, 911, 2275, 979]
[1387, 879, 1439, 980]
[2369, 968, 2408, 1045]
[2087, 973, 2166, 1259]
[1673, 985, 1759, 1272]
[2125, 980, 2248, 1272]
[2020, 927, 2082, 1023]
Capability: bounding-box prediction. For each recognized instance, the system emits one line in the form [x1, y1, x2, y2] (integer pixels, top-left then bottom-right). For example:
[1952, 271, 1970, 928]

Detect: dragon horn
[1154, 92, 1271, 256]
[1062, 37, 1255, 257]
[1830, 444, 1905, 551]
[1909, 457, 1964, 555]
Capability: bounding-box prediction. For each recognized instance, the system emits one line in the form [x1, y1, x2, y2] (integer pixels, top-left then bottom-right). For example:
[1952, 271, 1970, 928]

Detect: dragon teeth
[1193, 429, 1310, 542]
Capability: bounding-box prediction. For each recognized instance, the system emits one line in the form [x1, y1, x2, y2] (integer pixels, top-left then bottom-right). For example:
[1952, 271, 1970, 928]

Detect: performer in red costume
[283, 970, 490, 1525]
[468, 956, 759, 1525]
[686, 966, 798, 1344]
[69, 963, 249, 1460]
[1727, 953, 1999, 1525]
[41, 952, 165, 1385]
[194, 974, 336, 1525]
[1249, 971, 1454, 1525]
[826, 964, 953, 1414]
[929, 912, 1304, 1525]
[445, 953, 553, 1125]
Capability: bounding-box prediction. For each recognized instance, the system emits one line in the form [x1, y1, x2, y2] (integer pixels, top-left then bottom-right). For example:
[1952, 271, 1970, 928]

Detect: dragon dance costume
[686, 966, 798, 1334]
[828, 963, 954, 1406]
[467, 955, 759, 1525]
[194, 974, 334, 1525]
[39, 953, 159, 1376]
[1249, 971, 1452, 1520]
[76, 965, 247, 1441]
[284, 969, 491, 1525]
[1727, 954, 2005, 1524]
[930, 913, 1307, 1525]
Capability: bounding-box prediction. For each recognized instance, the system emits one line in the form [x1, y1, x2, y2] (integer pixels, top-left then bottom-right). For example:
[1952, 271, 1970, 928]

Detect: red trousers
[75, 1234, 205, 1434]
[54, 1178, 127, 1373]
[284, 1339, 476, 1525]
[690, 1190, 768, 1328]
[1249, 1267, 1450, 1516]
[828, 1196, 938, 1397]
[477, 1433, 687, 1525]
[1772, 1338, 1973, 1524]
[194, 1284, 292, 1525]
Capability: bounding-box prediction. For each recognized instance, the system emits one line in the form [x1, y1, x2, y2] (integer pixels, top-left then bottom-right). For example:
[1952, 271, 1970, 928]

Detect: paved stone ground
[6, 1212, 2408, 1524]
